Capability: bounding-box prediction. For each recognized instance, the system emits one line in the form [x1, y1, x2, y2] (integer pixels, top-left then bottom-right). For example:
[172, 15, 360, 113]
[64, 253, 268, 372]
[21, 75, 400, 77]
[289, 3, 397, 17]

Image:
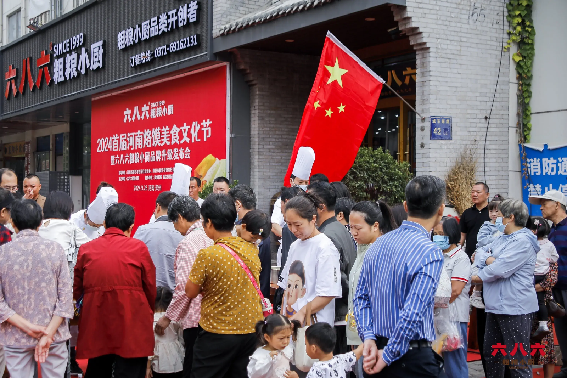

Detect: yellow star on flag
[325, 108, 333, 117]
[325, 58, 348, 87]
[338, 104, 345, 113]
[314, 101, 321, 109]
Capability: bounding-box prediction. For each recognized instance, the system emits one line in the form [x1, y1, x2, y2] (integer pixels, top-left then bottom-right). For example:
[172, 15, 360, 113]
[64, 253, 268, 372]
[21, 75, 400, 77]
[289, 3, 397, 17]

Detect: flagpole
[382, 81, 426, 123]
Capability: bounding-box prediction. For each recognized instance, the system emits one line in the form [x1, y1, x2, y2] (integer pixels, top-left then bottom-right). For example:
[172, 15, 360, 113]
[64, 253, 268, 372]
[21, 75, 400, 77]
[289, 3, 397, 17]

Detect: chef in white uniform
[70, 187, 119, 239]
[148, 163, 192, 224]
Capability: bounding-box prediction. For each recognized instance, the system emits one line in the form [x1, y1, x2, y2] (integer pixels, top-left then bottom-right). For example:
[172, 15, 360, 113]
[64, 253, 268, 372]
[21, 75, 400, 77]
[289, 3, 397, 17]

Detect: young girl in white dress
[247, 314, 301, 378]
[147, 287, 185, 378]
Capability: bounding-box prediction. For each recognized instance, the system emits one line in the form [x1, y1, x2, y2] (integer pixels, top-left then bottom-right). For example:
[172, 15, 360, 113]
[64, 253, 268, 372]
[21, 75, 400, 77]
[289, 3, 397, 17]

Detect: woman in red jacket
[74, 203, 156, 378]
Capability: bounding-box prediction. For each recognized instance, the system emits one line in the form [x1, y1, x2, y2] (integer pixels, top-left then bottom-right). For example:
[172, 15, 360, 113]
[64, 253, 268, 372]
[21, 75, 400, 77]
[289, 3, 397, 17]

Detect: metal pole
[382, 81, 426, 122]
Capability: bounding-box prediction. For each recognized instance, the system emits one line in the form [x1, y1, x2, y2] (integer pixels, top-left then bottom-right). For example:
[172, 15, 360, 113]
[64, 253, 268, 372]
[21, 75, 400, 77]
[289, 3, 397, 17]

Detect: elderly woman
[433, 217, 471, 378]
[472, 199, 538, 378]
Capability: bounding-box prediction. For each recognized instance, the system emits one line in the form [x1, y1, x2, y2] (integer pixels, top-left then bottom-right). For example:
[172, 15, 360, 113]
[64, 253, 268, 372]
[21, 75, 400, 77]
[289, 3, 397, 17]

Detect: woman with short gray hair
[154, 196, 213, 377]
[471, 199, 538, 378]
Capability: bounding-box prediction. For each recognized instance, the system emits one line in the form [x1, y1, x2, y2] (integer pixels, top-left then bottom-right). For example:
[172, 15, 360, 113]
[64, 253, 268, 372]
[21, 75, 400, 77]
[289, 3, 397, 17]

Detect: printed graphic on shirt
[285, 260, 306, 318]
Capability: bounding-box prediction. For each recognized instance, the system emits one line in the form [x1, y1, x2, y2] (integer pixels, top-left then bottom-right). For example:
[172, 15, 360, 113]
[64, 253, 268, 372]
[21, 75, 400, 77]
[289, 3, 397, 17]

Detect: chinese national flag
[284, 32, 384, 184]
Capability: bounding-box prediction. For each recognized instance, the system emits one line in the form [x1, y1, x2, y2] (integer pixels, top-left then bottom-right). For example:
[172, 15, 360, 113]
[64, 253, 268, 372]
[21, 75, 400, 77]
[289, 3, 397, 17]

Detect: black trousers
[476, 307, 488, 375]
[535, 275, 548, 321]
[85, 354, 147, 378]
[183, 327, 199, 378]
[334, 325, 348, 355]
[362, 338, 443, 378]
[190, 327, 257, 378]
[152, 372, 183, 378]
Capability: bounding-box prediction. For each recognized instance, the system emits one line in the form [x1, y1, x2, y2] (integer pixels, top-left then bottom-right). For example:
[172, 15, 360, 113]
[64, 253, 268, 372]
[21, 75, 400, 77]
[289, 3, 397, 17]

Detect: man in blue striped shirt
[354, 175, 446, 377]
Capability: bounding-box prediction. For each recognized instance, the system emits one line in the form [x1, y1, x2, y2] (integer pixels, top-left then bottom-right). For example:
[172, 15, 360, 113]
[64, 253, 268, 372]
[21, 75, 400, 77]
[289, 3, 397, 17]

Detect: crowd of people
[0, 154, 564, 378]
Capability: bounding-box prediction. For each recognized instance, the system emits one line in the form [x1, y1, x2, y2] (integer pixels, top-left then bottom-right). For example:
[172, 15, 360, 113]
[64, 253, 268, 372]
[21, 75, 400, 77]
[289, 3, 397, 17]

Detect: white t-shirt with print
[307, 352, 357, 378]
[278, 233, 341, 326]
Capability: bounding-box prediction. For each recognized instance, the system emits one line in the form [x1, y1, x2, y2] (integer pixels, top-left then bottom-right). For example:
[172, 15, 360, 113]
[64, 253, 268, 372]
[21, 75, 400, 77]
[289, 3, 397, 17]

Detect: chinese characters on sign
[117, 1, 199, 50]
[492, 343, 545, 369]
[520, 144, 567, 216]
[430, 116, 452, 140]
[90, 65, 227, 230]
[130, 35, 200, 68]
[374, 61, 416, 99]
[4, 33, 105, 99]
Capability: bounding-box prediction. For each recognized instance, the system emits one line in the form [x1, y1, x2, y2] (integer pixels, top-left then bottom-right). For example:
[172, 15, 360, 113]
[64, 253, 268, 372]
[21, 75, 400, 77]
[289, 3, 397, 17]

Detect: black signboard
[0, 0, 210, 117]
[374, 61, 416, 99]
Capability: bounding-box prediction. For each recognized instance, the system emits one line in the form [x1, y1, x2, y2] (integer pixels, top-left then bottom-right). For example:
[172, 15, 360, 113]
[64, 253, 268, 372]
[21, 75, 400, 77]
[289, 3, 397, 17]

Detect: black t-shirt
[460, 204, 490, 257]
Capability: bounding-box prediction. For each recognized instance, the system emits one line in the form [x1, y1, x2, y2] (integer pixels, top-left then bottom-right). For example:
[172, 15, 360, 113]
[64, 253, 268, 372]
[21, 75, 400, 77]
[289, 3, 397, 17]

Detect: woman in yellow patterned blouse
[186, 193, 263, 378]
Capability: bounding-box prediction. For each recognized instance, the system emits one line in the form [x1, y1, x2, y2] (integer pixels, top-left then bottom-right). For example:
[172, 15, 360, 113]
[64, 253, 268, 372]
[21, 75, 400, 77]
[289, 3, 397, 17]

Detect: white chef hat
[170, 163, 192, 196]
[292, 147, 316, 181]
[87, 187, 119, 225]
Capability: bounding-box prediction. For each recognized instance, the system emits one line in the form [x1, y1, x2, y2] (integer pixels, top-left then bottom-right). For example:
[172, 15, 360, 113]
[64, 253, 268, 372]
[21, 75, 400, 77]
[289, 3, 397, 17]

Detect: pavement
[468, 360, 485, 378]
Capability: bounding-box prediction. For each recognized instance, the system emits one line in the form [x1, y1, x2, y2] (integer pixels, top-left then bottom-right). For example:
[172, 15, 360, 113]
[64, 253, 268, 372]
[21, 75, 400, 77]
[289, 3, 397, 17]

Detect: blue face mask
[433, 235, 450, 250]
[495, 217, 506, 232]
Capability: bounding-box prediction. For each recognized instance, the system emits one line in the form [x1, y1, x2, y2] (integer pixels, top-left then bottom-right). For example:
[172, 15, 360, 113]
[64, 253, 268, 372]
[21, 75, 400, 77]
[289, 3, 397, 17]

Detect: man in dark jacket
[307, 181, 356, 355]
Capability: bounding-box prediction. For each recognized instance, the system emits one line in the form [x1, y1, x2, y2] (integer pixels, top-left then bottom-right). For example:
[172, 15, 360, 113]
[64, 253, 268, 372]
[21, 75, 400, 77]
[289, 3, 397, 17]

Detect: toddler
[527, 216, 559, 340]
[247, 314, 300, 378]
[304, 322, 363, 378]
[147, 287, 184, 378]
[470, 196, 505, 309]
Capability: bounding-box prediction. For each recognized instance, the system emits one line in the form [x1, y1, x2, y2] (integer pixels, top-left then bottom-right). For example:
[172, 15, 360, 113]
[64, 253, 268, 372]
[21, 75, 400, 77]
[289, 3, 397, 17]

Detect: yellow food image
[201, 158, 227, 187]
[194, 154, 216, 178]
[202, 158, 220, 183]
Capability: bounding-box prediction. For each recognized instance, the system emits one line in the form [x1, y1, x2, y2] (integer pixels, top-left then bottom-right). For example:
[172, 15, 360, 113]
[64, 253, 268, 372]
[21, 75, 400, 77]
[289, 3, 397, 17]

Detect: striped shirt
[354, 220, 443, 365]
[549, 217, 567, 290]
[165, 221, 213, 329]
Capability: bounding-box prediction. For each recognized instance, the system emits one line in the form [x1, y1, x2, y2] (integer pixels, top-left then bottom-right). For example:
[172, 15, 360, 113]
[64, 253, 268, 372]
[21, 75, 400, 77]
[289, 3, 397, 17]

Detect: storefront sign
[1, 0, 210, 116]
[519, 144, 567, 216]
[374, 61, 416, 99]
[3, 141, 26, 157]
[91, 65, 228, 228]
[430, 116, 452, 140]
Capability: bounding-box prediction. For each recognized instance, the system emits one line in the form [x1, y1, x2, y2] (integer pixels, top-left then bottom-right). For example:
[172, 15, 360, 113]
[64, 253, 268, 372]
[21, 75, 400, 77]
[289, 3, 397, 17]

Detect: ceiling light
[1, 127, 7, 129]
[395, 114, 399, 117]
[285, 39, 294, 43]
[377, 128, 382, 131]
[375, 132, 378, 134]
[380, 116, 385, 120]
[365, 17, 375, 22]
[75, 111, 79, 114]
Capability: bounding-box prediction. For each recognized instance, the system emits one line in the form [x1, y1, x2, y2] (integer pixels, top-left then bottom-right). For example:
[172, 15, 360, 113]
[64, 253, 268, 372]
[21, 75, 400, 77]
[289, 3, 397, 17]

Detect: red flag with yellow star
[284, 31, 384, 184]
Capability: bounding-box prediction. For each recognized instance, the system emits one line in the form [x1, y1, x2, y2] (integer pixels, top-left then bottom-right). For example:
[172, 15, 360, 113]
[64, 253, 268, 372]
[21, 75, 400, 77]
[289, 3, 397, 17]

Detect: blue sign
[430, 116, 452, 140]
[519, 144, 567, 216]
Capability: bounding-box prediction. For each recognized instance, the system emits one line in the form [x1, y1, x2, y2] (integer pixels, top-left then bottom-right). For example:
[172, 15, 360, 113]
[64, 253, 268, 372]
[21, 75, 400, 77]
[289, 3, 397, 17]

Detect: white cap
[529, 190, 567, 207]
[87, 187, 119, 225]
[292, 147, 316, 181]
[170, 163, 192, 196]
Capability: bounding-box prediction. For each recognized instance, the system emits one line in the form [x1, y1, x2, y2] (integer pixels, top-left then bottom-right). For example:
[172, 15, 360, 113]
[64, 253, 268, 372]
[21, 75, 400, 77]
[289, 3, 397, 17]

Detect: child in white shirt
[527, 216, 559, 339]
[147, 287, 184, 378]
[303, 322, 363, 378]
[247, 314, 300, 378]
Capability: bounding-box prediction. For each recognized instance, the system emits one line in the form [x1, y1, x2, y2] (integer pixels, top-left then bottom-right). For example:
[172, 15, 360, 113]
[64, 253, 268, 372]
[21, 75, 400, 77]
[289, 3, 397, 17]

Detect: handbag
[294, 302, 318, 372]
[547, 300, 566, 318]
[218, 243, 273, 317]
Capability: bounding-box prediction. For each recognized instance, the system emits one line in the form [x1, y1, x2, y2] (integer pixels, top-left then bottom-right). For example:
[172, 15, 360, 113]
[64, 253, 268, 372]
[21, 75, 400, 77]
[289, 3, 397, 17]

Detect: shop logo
[492, 343, 545, 370]
[4, 33, 105, 100]
[123, 101, 174, 123]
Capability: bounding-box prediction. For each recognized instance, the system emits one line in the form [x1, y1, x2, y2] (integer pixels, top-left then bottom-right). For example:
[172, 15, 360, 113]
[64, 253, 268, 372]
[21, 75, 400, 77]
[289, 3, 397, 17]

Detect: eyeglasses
[1, 186, 18, 193]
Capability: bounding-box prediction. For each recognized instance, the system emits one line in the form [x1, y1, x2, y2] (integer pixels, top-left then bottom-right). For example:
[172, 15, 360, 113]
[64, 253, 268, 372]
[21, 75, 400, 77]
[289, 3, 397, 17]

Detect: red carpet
[467, 348, 482, 362]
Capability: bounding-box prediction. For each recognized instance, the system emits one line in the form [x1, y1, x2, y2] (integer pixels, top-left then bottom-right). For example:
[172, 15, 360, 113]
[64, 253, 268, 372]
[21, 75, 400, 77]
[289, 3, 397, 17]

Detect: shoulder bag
[218, 243, 273, 317]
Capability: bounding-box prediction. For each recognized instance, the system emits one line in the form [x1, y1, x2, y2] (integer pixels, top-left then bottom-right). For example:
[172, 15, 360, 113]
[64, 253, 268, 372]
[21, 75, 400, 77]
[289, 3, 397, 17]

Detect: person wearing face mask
[433, 217, 471, 378]
[271, 147, 315, 240]
[470, 196, 506, 310]
[70, 187, 119, 240]
[347, 201, 397, 377]
[471, 199, 538, 378]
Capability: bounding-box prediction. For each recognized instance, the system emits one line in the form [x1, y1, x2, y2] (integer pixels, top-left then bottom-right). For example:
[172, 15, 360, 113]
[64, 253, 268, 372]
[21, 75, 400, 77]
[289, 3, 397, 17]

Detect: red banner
[284, 32, 383, 184]
[91, 64, 228, 229]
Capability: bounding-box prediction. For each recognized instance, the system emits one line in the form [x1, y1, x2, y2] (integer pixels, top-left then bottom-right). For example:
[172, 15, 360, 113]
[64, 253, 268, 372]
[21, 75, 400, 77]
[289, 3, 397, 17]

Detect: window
[8, 10, 21, 43]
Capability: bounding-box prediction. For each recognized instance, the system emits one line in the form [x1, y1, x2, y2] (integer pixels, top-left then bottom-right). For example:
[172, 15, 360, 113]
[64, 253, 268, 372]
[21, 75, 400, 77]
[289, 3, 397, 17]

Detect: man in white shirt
[70, 187, 118, 239]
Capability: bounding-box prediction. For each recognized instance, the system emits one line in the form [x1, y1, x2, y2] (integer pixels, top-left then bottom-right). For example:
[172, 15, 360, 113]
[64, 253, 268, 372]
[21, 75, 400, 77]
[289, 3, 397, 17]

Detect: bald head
[0, 169, 17, 194]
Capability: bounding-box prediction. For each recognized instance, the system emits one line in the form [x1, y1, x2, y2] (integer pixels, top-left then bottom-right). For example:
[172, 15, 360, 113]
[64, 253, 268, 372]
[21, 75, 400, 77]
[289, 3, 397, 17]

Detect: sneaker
[531, 325, 551, 343]
[470, 291, 485, 309]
